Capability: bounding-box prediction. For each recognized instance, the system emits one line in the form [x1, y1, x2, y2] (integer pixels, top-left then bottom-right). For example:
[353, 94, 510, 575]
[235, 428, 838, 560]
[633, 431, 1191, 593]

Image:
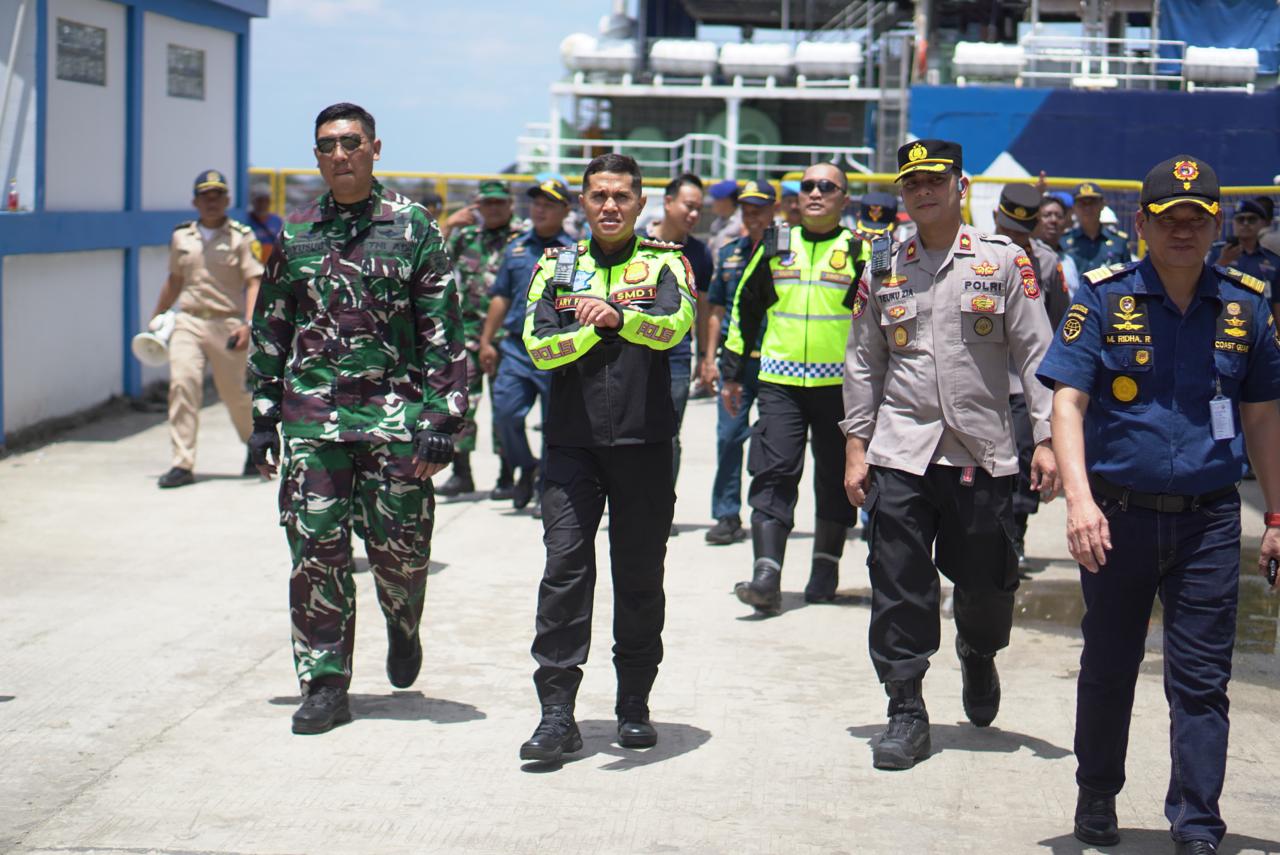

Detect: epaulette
[228, 218, 253, 235]
[1216, 265, 1267, 295]
[1110, 228, 1129, 240]
[977, 233, 1013, 245]
[1083, 261, 1139, 286]
[173, 220, 194, 231]
[639, 238, 683, 252]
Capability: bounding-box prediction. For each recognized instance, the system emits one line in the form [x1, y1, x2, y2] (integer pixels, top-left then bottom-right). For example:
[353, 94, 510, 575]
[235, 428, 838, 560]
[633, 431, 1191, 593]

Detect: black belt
[1089, 475, 1237, 513]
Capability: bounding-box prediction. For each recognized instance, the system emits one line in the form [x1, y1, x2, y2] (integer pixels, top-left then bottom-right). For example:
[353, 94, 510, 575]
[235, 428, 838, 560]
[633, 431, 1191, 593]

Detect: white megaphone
[131, 309, 177, 367]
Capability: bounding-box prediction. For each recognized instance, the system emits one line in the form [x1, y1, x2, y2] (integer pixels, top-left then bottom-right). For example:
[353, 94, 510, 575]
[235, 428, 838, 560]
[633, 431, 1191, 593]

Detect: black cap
[527, 176, 571, 205]
[856, 191, 898, 234]
[1073, 182, 1104, 200]
[1140, 156, 1220, 216]
[1235, 196, 1273, 221]
[194, 169, 229, 195]
[738, 180, 777, 206]
[995, 184, 1041, 234]
[896, 139, 962, 181]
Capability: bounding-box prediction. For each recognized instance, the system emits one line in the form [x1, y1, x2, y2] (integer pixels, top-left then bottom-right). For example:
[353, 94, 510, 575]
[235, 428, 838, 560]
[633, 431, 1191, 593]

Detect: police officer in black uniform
[1038, 156, 1280, 855]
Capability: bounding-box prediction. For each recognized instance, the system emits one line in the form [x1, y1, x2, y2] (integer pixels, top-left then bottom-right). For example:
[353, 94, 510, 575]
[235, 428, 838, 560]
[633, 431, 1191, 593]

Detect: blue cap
[738, 180, 777, 206]
[709, 179, 739, 201]
[856, 191, 898, 234]
[194, 169, 229, 195]
[781, 180, 801, 198]
[1048, 190, 1074, 209]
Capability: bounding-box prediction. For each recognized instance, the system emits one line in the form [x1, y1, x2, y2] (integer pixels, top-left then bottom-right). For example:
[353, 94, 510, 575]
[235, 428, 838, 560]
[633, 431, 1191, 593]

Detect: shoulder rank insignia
[639, 238, 683, 252]
[1084, 262, 1138, 287]
[1217, 265, 1267, 295]
[173, 220, 195, 231]
[228, 219, 252, 234]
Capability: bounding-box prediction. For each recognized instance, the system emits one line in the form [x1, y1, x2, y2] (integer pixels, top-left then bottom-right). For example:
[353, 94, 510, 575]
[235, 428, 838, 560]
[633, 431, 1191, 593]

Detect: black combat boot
[435, 452, 474, 497]
[512, 461, 538, 510]
[519, 703, 583, 763]
[705, 514, 743, 545]
[490, 457, 515, 500]
[291, 686, 352, 735]
[1014, 512, 1031, 572]
[873, 678, 931, 770]
[804, 518, 847, 603]
[734, 519, 787, 615]
[1073, 787, 1120, 846]
[1174, 841, 1217, 855]
[956, 635, 1001, 727]
[386, 624, 422, 689]
[616, 694, 657, 748]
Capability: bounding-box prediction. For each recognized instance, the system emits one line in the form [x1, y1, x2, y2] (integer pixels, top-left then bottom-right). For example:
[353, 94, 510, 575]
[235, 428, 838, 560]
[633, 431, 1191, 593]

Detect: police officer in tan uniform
[149, 169, 264, 488]
[842, 140, 1060, 770]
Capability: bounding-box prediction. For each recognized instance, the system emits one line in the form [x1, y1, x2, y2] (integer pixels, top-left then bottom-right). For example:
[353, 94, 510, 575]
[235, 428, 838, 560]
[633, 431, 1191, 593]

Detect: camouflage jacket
[446, 220, 524, 345]
[249, 180, 467, 441]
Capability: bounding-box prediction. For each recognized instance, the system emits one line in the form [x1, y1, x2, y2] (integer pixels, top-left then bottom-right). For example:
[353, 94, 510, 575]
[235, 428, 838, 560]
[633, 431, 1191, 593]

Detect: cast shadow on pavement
[846, 721, 1070, 764]
[0, 696, 14, 703]
[268, 691, 484, 724]
[735, 590, 872, 621]
[521, 721, 711, 774]
[1038, 830, 1280, 855]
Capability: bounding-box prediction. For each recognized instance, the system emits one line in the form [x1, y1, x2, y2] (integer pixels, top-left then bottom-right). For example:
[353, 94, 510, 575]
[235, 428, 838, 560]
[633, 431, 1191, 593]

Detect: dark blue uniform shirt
[1037, 258, 1280, 495]
[1061, 225, 1131, 276]
[489, 227, 574, 339]
[708, 235, 755, 340]
[1207, 242, 1280, 303]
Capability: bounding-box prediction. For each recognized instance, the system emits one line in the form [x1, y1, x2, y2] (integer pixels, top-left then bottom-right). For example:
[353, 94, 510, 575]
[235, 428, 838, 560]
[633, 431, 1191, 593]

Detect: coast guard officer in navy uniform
[1037, 156, 1280, 855]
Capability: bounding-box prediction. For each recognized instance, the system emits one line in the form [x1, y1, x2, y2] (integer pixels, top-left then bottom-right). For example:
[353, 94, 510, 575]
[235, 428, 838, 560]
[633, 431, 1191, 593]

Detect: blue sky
[249, 0, 612, 172]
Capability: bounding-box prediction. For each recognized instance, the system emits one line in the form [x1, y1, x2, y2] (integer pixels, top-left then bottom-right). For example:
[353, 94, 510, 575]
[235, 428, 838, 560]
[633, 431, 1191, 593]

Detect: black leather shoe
[158, 467, 195, 489]
[1174, 841, 1216, 855]
[956, 635, 1000, 727]
[242, 448, 258, 477]
[291, 686, 351, 735]
[705, 515, 743, 545]
[512, 463, 538, 509]
[489, 459, 515, 500]
[519, 704, 582, 763]
[1073, 788, 1120, 846]
[616, 695, 657, 748]
[531, 496, 542, 519]
[873, 679, 931, 770]
[386, 625, 422, 689]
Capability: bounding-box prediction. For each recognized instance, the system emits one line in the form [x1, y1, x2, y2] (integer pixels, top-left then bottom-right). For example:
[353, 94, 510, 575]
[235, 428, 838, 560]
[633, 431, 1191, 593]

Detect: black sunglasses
[800, 179, 845, 195]
[315, 134, 364, 154]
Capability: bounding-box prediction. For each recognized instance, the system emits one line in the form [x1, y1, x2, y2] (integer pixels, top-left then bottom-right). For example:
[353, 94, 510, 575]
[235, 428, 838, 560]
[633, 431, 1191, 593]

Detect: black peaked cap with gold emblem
[1141, 156, 1220, 215]
[995, 184, 1041, 234]
[896, 139, 963, 182]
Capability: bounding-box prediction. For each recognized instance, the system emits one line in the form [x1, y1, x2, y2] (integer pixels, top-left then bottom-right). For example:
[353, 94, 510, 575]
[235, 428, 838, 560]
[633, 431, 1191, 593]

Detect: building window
[167, 44, 205, 100]
[55, 18, 107, 86]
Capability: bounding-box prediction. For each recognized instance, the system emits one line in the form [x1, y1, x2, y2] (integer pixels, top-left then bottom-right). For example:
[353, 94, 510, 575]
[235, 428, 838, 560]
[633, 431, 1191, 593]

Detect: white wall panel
[141, 13, 236, 210]
[137, 244, 172, 388]
[44, 0, 126, 210]
[3, 250, 123, 433]
[0, 1, 38, 211]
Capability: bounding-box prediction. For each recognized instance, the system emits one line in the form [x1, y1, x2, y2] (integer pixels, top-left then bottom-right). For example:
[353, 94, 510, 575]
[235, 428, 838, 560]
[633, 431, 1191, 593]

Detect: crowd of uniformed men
[149, 101, 1280, 855]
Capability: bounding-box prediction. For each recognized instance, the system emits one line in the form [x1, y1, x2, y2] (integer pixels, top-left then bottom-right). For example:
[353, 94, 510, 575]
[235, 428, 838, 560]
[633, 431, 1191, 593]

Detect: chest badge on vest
[893, 326, 909, 346]
[1223, 302, 1247, 338]
[971, 260, 997, 276]
[1112, 376, 1138, 402]
[969, 294, 997, 313]
[623, 261, 649, 284]
[887, 305, 909, 320]
[1105, 294, 1150, 344]
[829, 249, 848, 270]
[571, 269, 595, 292]
[974, 317, 994, 336]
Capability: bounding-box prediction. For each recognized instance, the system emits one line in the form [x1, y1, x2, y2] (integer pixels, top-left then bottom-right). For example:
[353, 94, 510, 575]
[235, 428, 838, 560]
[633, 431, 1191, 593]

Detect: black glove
[248, 421, 280, 467]
[413, 429, 454, 465]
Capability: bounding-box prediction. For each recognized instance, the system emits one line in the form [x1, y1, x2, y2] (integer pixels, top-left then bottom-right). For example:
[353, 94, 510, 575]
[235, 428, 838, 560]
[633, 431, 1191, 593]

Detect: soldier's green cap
[477, 180, 512, 200]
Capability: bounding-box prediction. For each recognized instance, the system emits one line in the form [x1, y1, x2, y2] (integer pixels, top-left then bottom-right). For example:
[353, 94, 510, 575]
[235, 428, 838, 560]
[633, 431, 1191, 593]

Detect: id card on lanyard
[1209, 376, 1235, 442]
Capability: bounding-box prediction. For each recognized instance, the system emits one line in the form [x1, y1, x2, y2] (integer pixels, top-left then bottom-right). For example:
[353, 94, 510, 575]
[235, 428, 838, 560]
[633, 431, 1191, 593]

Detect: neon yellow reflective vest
[725, 225, 869, 387]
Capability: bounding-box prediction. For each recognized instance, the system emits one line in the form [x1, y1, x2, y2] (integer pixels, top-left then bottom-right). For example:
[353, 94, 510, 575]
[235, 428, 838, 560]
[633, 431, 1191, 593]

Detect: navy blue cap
[856, 191, 898, 234]
[709, 179, 739, 201]
[738, 180, 777, 206]
[194, 169, 229, 195]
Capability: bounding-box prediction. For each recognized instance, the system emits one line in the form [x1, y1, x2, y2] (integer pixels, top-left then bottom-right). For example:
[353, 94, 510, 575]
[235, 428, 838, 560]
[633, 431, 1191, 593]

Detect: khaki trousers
[168, 314, 252, 470]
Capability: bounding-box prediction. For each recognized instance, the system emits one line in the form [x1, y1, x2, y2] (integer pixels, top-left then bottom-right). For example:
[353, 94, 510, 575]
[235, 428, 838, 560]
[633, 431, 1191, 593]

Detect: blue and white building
[0, 0, 267, 447]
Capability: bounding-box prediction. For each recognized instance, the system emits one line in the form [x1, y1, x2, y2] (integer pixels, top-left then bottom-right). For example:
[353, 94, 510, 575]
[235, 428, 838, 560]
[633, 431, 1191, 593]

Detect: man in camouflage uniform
[438, 180, 525, 498]
[248, 103, 467, 735]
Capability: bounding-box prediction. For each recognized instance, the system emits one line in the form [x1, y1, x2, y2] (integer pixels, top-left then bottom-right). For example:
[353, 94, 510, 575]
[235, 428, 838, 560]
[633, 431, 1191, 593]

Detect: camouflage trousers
[278, 438, 434, 693]
[456, 345, 503, 455]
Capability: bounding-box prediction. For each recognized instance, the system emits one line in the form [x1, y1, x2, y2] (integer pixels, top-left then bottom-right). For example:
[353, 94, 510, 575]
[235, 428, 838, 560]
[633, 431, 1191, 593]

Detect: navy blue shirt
[1061, 225, 1131, 276]
[489, 227, 574, 339]
[709, 235, 753, 340]
[1037, 258, 1280, 494]
[1207, 242, 1280, 304]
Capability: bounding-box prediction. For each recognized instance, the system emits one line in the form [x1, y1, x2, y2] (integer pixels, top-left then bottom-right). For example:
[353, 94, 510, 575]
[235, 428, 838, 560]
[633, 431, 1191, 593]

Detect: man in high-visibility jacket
[721, 163, 870, 615]
[517, 153, 696, 765]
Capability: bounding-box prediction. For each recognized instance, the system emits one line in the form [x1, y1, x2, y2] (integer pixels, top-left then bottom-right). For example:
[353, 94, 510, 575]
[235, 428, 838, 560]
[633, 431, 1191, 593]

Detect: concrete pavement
[1, 393, 1277, 855]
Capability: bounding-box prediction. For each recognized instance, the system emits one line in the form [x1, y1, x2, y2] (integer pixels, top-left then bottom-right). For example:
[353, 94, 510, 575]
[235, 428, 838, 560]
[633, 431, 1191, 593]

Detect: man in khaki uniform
[841, 140, 1059, 770]
[149, 169, 264, 488]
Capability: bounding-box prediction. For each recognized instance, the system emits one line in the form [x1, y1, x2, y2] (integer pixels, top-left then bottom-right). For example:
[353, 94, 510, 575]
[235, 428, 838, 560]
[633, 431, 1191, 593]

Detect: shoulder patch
[639, 238, 684, 252]
[173, 220, 194, 232]
[1217, 265, 1267, 295]
[1083, 261, 1139, 287]
[228, 219, 253, 234]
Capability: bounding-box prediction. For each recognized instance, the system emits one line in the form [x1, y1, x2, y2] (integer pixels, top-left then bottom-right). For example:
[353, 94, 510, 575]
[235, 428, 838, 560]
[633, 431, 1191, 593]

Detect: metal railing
[515, 127, 874, 181]
[1019, 34, 1186, 90]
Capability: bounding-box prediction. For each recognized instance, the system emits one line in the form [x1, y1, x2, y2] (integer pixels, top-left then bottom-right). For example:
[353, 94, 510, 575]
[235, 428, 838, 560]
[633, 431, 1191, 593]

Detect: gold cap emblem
[908, 143, 928, 162]
[1174, 160, 1199, 191]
